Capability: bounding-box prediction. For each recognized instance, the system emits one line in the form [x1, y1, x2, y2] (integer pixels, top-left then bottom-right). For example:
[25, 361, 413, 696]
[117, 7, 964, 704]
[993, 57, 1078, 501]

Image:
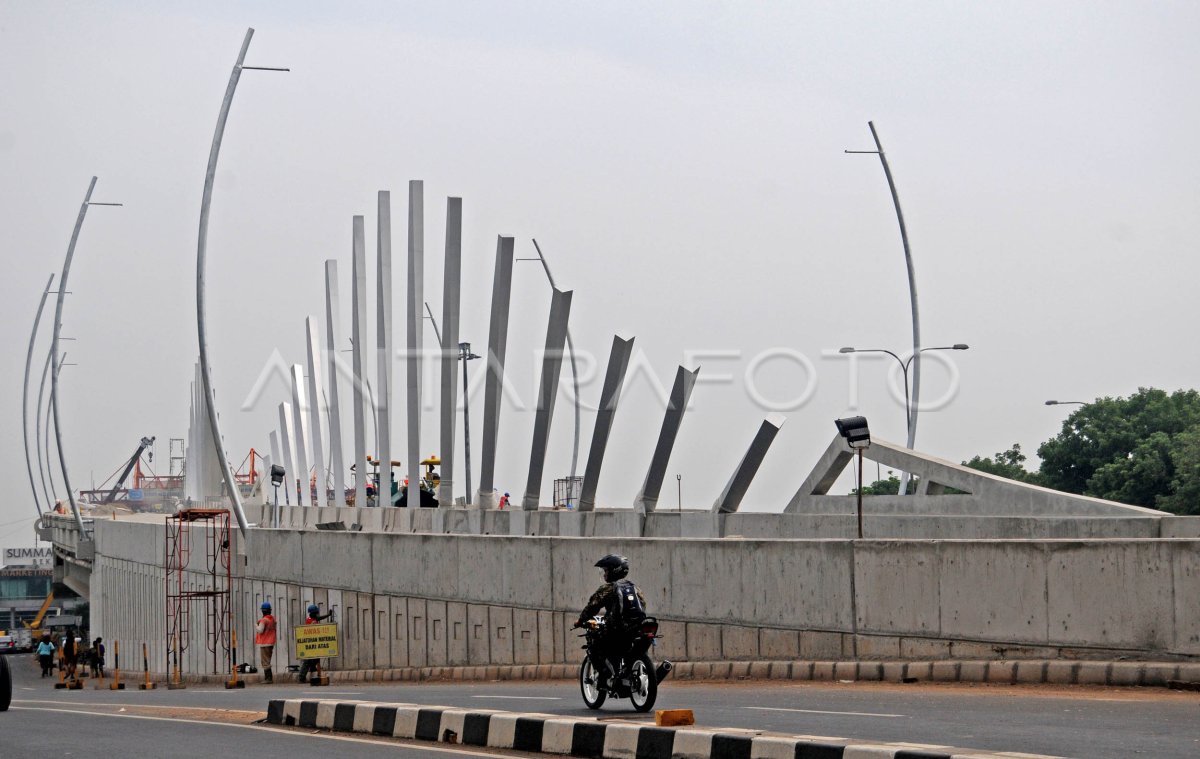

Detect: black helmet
[594, 554, 629, 582]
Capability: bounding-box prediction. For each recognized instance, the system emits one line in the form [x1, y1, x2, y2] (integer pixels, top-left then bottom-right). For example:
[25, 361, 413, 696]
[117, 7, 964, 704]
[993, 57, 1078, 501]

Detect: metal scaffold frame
[165, 508, 232, 677]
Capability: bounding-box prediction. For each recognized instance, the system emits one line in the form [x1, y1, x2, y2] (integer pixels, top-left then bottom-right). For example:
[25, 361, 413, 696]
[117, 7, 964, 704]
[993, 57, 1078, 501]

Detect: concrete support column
[324, 260, 346, 505]
[578, 334, 635, 511]
[305, 317, 327, 506]
[350, 216, 370, 508]
[406, 182, 425, 505]
[477, 236, 515, 508]
[376, 192, 393, 504]
[632, 366, 699, 513]
[521, 288, 573, 511]
[711, 414, 786, 514]
[277, 402, 296, 506]
[290, 366, 312, 506]
[438, 197, 463, 507]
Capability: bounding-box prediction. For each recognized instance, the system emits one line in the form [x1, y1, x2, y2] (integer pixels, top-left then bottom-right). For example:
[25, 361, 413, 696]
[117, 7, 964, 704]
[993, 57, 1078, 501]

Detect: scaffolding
[165, 508, 232, 676]
[553, 476, 582, 509]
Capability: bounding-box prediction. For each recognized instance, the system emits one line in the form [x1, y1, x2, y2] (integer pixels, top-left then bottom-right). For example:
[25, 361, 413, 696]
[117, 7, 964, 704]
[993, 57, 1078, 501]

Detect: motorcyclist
[297, 603, 333, 682]
[574, 554, 647, 686]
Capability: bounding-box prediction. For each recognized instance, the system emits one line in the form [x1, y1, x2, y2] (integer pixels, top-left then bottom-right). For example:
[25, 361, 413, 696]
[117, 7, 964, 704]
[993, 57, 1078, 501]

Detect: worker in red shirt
[255, 601, 276, 684]
[297, 603, 333, 682]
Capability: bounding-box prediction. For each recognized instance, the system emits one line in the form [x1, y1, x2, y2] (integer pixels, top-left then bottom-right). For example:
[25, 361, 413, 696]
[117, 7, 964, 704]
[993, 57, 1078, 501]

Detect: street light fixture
[839, 344, 968, 494]
[835, 416, 871, 539]
[1045, 400, 1085, 406]
[459, 342, 482, 504]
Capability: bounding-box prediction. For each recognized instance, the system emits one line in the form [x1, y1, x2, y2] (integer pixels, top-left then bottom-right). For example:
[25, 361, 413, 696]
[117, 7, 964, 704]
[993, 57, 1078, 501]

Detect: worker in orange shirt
[255, 601, 276, 684]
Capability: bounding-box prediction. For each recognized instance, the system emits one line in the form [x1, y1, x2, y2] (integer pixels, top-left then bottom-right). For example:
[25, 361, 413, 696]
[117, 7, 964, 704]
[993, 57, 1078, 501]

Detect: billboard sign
[2, 547, 52, 568]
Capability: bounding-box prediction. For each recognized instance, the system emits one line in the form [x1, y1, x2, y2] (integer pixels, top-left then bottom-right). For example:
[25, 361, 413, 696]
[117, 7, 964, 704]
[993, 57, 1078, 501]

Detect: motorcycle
[577, 615, 672, 712]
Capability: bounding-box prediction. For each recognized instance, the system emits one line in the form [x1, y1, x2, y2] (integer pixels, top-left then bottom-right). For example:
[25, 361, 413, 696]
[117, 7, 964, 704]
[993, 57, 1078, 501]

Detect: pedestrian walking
[91, 637, 105, 678]
[36, 633, 55, 677]
[255, 601, 276, 683]
[62, 626, 78, 680]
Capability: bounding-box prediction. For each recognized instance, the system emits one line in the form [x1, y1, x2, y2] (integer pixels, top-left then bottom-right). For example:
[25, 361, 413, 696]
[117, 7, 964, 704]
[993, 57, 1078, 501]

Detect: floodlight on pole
[835, 416, 871, 539]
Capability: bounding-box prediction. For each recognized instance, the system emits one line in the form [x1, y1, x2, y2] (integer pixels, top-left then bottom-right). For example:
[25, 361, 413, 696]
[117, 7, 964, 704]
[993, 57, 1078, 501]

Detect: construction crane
[102, 436, 156, 504]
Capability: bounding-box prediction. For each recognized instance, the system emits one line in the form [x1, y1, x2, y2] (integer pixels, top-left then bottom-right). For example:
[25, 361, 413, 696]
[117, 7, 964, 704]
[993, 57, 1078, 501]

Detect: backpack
[610, 580, 646, 623]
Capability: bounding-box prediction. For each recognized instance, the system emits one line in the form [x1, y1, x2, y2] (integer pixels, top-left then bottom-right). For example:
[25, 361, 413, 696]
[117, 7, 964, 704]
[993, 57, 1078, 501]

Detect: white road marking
[470, 695, 563, 700]
[9, 706, 513, 756]
[743, 706, 906, 718]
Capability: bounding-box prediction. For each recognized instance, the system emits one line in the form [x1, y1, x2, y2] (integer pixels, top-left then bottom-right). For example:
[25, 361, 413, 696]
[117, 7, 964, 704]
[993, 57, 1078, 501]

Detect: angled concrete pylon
[290, 365, 312, 507]
[712, 414, 786, 514]
[577, 334, 635, 511]
[477, 236, 515, 509]
[521, 288, 573, 511]
[350, 216, 370, 508]
[305, 317, 327, 506]
[438, 197, 463, 507]
[324, 260, 346, 505]
[278, 402, 296, 505]
[406, 181, 424, 505]
[633, 366, 699, 513]
[783, 435, 855, 510]
[784, 434, 1167, 516]
[376, 191, 393, 503]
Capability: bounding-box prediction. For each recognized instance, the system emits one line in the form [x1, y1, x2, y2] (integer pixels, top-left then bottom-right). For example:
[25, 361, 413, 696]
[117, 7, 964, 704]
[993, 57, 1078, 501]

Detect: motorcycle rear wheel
[628, 654, 657, 713]
[579, 658, 606, 709]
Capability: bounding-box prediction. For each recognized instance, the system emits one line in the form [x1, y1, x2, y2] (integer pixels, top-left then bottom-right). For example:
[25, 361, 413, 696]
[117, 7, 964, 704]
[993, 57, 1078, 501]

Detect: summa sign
[2, 547, 52, 568]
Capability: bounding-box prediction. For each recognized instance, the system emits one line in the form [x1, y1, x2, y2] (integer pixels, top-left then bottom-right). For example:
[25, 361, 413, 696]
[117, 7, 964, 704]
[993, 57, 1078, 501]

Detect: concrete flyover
[87, 506, 1200, 680]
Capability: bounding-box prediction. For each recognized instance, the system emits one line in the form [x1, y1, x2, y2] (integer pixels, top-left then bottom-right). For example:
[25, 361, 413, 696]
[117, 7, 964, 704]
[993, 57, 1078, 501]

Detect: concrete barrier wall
[90, 519, 1200, 678]
[252, 503, 1189, 540]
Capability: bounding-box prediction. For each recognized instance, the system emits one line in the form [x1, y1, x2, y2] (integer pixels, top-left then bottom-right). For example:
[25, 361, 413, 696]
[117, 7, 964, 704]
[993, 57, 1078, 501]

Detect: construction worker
[255, 601, 276, 683]
[297, 603, 333, 682]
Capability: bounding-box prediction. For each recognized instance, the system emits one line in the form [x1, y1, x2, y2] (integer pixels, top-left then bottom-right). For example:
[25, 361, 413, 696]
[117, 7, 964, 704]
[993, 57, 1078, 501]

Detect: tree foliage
[963, 443, 1041, 485]
[1034, 388, 1200, 514]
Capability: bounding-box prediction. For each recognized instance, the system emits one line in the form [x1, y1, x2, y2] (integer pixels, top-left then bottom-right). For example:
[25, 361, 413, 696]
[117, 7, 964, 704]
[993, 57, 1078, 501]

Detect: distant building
[1, 545, 84, 630]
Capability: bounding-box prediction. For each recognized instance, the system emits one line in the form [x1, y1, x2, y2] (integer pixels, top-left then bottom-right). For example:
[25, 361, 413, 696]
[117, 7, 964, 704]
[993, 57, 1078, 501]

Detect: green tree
[962, 443, 1041, 484]
[1036, 388, 1200, 512]
[854, 471, 902, 495]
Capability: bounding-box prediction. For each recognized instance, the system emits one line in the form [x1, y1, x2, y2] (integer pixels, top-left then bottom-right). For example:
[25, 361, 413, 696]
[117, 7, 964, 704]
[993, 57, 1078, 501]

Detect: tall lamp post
[459, 342, 481, 504]
[846, 122, 922, 474]
[839, 344, 968, 493]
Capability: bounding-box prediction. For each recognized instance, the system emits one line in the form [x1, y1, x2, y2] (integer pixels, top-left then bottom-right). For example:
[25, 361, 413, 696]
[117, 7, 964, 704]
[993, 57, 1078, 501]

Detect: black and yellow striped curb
[265, 698, 1061, 758]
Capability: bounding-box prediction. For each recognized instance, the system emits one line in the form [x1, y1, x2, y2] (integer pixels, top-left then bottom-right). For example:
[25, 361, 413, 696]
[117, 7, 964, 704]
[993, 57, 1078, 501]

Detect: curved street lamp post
[195, 28, 287, 534]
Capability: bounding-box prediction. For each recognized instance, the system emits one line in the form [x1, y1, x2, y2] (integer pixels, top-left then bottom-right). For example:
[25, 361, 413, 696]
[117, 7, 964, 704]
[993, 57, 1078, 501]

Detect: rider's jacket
[577, 580, 646, 628]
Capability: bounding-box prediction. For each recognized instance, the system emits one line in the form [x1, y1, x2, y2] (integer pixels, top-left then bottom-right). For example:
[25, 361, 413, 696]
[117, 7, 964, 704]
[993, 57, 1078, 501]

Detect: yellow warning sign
[294, 623, 339, 659]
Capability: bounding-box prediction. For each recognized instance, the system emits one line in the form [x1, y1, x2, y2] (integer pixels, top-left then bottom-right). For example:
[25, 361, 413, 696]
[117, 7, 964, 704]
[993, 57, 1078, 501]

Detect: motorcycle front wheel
[579, 658, 606, 709]
[0, 652, 11, 711]
[628, 654, 657, 713]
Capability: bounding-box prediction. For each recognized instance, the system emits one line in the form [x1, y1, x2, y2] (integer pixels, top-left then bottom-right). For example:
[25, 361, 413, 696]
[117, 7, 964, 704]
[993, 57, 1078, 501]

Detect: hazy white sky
[3, 1, 1198, 551]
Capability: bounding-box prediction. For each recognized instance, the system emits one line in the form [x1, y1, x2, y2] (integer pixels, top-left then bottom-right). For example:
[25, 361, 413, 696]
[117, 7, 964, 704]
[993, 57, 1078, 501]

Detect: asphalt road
[3, 653, 1198, 758]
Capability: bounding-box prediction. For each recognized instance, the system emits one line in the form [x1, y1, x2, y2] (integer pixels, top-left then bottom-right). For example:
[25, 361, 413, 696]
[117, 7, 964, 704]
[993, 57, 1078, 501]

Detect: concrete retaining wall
[89, 516, 1200, 677]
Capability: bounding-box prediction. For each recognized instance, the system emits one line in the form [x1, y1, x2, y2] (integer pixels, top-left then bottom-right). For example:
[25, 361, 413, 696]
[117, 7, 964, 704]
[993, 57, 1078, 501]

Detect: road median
[265, 697, 1063, 758]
